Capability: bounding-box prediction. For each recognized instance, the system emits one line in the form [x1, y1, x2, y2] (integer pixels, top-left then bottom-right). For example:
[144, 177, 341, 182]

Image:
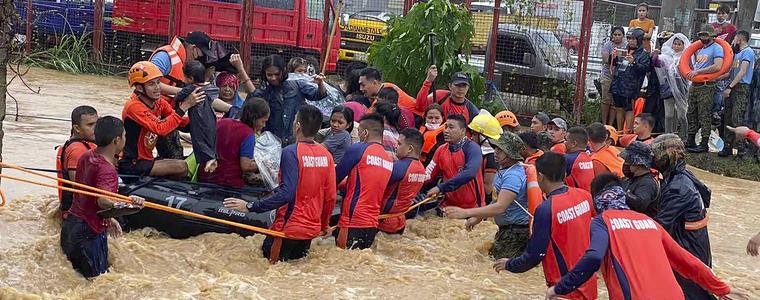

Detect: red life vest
[150, 36, 187, 88]
[566, 151, 595, 193]
[601, 210, 687, 300]
[545, 187, 597, 300]
[56, 139, 95, 215]
[551, 142, 567, 154]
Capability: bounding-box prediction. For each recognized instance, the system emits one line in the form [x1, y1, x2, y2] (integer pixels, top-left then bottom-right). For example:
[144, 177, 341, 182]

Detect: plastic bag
[286, 73, 345, 118]
[254, 132, 282, 190]
[695, 129, 724, 153]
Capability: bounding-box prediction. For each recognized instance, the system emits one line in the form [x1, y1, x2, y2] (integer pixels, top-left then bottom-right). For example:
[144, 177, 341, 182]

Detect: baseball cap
[697, 24, 718, 37]
[185, 31, 213, 58]
[451, 72, 470, 85]
[547, 118, 568, 131]
[534, 112, 551, 125]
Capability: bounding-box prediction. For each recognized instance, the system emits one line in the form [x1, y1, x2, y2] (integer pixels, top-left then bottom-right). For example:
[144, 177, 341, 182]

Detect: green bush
[367, 0, 484, 101]
[25, 33, 112, 75]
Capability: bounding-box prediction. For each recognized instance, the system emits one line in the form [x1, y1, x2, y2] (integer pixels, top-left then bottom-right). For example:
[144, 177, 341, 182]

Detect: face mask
[426, 123, 441, 130]
[716, 19, 727, 25]
[622, 164, 634, 178]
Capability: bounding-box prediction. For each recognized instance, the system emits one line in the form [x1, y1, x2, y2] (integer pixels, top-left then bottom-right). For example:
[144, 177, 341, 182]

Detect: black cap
[185, 31, 213, 58]
[451, 72, 470, 85]
[534, 112, 551, 125]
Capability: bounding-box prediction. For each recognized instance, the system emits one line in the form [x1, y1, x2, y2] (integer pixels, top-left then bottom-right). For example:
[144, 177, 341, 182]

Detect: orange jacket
[590, 144, 624, 178]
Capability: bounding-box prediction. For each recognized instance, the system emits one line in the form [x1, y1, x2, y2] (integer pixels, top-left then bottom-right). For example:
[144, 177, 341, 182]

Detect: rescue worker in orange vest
[494, 152, 597, 300]
[495, 110, 520, 133]
[150, 31, 230, 159]
[619, 113, 655, 147]
[547, 118, 568, 154]
[519, 131, 544, 165]
[587, 122, 625, 177]
[546, 174, 744, 300]
[443, 132, 531, 259]
[56, 106, 98, 218]
[620, 141, 660, 218]
[119, 61, 201, 178]
[650, 134, 717, 299]
[563, 127, 595, 193]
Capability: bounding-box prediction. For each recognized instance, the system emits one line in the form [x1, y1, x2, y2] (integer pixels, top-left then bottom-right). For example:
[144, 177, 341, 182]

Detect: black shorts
[612, 94, 633, 111]
[118, 159, 155, 176]
[60, 216, 109, 278]
[334, 227, 378, 250]
[262, 236, 312, 263]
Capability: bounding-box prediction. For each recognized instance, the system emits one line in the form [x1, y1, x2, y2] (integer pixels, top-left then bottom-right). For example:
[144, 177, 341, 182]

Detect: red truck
[111, 0, 339, 72]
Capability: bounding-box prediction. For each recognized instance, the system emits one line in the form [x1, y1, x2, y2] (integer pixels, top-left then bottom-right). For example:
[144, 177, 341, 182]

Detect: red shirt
[426, 140, 486, 209]
[600, 210, 730, 299]
[67, 151, 118, 233]
[248, 142, 337, 239]
[199, 119, 255, 189]
[379, 158, 427, 233]
[415, 80, 480, 123]
[565, 151, 595, 193]
[122, 93, 189, 161]
[551, 142, 567, 154]
[335, 143, 393, 228]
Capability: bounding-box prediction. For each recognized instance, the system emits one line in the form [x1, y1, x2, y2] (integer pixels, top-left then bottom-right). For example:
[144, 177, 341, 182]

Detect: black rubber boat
[118, 177, 275, 239]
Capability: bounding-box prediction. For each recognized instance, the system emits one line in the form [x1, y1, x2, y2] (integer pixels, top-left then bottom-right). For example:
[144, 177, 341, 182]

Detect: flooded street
[1, 68, 759, 299]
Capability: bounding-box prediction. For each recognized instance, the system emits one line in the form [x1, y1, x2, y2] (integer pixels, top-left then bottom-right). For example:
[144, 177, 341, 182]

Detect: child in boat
[174, 60, 220, 174]
[60, 116, 145, 278]
[318, 106, 354, 164]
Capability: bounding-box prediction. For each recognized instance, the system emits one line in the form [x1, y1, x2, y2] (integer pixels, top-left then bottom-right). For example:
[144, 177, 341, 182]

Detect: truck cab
[338, 0, 403, 64]
[491, 24, 576, 114]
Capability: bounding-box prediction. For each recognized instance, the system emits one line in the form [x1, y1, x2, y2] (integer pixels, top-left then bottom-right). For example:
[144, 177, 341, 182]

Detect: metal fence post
[25, 0, 32, 54]
[168, 0, 177, 43]
[241, 0, 253, 74]
[485, 0, 501, 82]
[573, 0, 595, 122]
[93, 0, 105, 63]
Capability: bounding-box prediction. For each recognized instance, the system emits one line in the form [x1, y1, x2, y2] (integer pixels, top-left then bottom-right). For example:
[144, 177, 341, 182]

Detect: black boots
[718, 145, 733, 157]
[687, 135, 708, 153]
[684, 134, 697, 148]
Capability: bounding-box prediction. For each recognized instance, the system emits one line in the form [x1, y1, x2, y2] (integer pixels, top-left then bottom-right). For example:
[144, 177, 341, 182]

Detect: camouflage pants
[687, 83, 716, 144]
[724, 84, 751, 150]
[489, 224, 530, 259]
[156, 130, 184, 160]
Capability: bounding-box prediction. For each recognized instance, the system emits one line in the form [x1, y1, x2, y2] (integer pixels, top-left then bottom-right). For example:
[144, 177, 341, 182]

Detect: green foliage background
[367, 0, 484, 102]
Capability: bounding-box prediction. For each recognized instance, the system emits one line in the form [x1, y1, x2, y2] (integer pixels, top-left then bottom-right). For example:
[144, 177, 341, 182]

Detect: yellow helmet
[468, 110, 503, 140]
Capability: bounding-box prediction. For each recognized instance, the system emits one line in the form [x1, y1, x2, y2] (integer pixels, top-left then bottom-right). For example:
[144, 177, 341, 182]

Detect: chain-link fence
[15, 0, 341, 76]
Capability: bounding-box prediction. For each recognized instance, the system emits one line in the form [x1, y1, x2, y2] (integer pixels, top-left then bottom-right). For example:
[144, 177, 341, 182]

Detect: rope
[0, 162, 286, 238]
[328, 194, 442, 232]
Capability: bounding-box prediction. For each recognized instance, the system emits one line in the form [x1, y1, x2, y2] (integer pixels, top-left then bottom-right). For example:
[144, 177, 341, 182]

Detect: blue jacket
[248, 79, 326, 144]
[611, 47, 651, 100]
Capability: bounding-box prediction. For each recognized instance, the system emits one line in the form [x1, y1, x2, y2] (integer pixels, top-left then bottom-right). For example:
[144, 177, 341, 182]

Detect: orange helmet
[605, 125, 620, 146]
[495, 110, 519, 128]
[128, 61, 162, 87]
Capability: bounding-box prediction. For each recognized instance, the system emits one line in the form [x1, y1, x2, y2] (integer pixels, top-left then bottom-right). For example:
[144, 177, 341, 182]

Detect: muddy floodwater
[1, 68, 759, 299]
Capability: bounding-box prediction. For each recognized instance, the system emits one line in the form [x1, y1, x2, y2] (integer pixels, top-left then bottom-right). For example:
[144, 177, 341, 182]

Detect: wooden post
[484, 0, 501, 82]
[240, 0, 253, 73]
[92, 0, 105, 63]
[1, 0, 14, 181]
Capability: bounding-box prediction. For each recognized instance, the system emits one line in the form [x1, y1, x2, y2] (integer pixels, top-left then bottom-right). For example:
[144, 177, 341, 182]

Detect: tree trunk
[737, 0, 759, 32]
[0, 0, 13, 180]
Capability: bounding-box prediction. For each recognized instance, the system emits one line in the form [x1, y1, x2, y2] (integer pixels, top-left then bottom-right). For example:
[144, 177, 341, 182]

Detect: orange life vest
[420, 126, 444, 155]
[385, 82, 423, 116]
[591, 145, 625, 178]
[150, 36, 187, 88]
[523, 163, 543, 218]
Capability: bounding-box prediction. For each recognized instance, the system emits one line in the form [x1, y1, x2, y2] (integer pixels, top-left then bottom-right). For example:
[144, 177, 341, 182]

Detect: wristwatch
[245, 201, 255, 211]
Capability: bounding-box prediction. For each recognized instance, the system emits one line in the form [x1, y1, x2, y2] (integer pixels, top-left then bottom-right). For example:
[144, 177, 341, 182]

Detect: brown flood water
[1, 68, 759, 299]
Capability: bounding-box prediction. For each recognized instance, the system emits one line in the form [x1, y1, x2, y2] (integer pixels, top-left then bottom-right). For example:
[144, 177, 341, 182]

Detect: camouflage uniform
[724, 84, 751, 151]
[156, 130, 184, 160]
[687, 83, 715, 145]
[488, 132, 530, 259]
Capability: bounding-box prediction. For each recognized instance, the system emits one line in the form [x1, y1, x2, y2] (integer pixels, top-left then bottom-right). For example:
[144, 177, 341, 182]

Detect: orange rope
[329, 194, 442, 231]
[0, 163, 287, 238]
